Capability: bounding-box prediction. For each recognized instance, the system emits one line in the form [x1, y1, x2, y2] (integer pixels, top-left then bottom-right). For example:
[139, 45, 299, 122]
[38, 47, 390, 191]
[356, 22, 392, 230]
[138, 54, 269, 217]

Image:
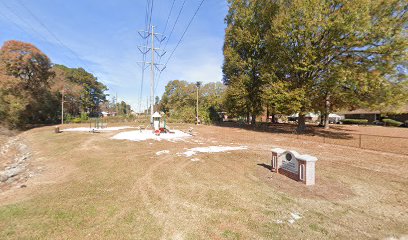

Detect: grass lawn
[0, 123, 407, 239]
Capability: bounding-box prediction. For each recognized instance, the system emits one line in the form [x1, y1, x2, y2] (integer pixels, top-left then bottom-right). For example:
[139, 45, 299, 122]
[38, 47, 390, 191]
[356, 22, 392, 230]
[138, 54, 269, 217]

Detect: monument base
[278, 168, 299, 182]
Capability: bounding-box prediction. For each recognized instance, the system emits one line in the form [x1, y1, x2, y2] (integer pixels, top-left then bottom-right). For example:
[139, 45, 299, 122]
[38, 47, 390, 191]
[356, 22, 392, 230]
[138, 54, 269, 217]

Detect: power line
[143, 0, 151, 35]
[154, 0, 206, 94]
[148, 0, 154, 30]
[163, 0, 187, 51]
[0, 3, 30, 38]
[165, 0, 205, 66]
[162, 0, 176, 34]
[155, 0, 176, 62]
[153, 0, 188, 96]
[154, 70, 164, 94]
[0, 1, 49, 43]
[16, 0, 94, 73]
[152, 0, 177, 96]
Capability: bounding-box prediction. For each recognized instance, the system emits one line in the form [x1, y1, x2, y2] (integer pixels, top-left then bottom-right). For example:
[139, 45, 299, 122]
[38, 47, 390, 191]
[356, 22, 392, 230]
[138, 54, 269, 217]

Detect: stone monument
[271, 148, 317, 185]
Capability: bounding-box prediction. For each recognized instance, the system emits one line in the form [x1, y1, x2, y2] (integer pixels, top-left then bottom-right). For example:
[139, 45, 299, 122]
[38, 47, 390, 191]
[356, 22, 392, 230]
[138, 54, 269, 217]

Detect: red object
[155, 130, 160, 136]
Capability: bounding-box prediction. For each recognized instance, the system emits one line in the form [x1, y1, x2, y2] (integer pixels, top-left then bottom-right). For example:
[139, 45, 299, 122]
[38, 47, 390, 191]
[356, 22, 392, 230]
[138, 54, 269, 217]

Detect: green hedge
[340, 119, 368, 124]
[382, 118, 403, 127]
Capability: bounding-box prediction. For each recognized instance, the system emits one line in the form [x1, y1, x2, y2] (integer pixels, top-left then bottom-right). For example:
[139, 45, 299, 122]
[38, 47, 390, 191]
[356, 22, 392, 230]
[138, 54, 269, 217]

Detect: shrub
[72, 117, 81, 123]
[64, 113, 73, 123]
[382, 118, 403, 127]
[340, 119, 368, 125]
[80, 112, 89, 121]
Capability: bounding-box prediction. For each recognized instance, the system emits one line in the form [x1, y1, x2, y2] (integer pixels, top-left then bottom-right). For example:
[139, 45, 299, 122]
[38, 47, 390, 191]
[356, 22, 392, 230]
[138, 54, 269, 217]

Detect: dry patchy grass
[0, 124, 407, 239]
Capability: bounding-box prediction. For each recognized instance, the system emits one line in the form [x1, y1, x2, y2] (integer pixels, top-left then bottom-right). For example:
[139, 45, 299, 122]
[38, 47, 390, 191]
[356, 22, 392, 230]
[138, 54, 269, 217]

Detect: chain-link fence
[221, 122, 408, 155]
[295, 132, 408, 155]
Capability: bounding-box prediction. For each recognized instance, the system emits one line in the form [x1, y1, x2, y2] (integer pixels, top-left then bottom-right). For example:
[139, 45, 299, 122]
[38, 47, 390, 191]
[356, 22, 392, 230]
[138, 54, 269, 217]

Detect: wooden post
[359, 134, 362, 148]
[61, 89, 64, 125]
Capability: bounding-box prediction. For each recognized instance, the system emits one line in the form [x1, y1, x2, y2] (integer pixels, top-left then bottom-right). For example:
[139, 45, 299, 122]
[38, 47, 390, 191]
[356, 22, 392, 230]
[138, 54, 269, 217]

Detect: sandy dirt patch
[179, 146, 248, 157]
[62, 126, 136, 132]
[111, 129, 191, 142]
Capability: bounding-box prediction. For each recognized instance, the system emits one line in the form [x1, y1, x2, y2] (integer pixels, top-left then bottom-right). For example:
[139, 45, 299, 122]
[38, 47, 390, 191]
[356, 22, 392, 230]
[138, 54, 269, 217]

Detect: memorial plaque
[271, 148, 317, 185]
[281, 152, 298, 174]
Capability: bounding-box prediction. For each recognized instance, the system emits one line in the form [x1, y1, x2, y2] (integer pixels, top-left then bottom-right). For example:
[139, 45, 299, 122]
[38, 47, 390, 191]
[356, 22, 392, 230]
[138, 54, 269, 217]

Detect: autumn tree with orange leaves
[0, 40, 57, 127]
[0, 40, 108, 128]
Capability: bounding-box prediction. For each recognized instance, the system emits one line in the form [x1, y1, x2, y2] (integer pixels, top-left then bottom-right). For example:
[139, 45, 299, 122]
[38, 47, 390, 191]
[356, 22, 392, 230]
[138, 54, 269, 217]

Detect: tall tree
[159, 80, 196, 122]
[159, 80, 226, 123]
[0, 40, 53, 91]
[51, 64, 107, 117]
[264, 0, 408, 131]
[0, 40, 55, 127]
[223, 0, 275, 124]
[50, 65, 83, 119]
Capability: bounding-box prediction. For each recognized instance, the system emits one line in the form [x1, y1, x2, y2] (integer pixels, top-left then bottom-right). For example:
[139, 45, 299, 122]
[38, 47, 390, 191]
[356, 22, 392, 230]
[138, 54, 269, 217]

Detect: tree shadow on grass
[328, 125, 359, 132]
[215, 122, 354, 140]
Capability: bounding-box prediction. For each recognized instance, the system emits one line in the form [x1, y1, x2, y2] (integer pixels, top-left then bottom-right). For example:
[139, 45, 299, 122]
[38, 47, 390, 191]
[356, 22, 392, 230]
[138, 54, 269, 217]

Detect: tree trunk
[324, 95, 331, 129]
[272, 113, 276, 123]
[324, 113, 330, 129]
[266, 105, 269, 123]
[251, 113, 256, 125]
[246, 112, 250, 124]
[297, 113, 306, 133]
[319, 114, 324, 126]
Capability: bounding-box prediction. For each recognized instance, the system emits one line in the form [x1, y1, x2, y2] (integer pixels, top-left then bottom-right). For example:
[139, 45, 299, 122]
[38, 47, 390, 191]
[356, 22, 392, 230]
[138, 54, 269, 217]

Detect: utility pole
[137, 25, 166, 124]
[146, 97, 149, 115]
[61, 89, 64, 125]
[115, 93, 118, 116]
[196, 81, 201, 124]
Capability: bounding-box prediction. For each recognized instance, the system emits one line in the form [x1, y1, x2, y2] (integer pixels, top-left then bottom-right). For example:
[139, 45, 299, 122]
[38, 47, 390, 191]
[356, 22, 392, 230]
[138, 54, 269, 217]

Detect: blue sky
[0, 0, 228, 112]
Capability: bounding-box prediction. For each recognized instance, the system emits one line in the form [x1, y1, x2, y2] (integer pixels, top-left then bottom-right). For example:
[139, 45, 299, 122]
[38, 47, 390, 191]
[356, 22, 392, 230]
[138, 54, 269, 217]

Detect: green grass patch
[0, 204, 27, 219]
[222, 229, 241, 239]
[309, 223, 329, 235]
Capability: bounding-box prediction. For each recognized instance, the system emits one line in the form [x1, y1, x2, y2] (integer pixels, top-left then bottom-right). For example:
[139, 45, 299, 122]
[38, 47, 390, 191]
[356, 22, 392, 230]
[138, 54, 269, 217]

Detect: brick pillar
[271, 152, 278, 172]
[297, 155, 317, 186]
[271, 148, 285, 172]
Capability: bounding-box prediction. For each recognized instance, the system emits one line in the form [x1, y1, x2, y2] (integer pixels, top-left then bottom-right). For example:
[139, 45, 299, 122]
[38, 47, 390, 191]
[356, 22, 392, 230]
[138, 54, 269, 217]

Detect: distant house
[341, 105, 408, 123]
[342, 109, 381, 122]
[328, 113, 344, 124]
[261, 112, 337, 123]
[288, 113, 319, 123]
[101, 111, 117, 117]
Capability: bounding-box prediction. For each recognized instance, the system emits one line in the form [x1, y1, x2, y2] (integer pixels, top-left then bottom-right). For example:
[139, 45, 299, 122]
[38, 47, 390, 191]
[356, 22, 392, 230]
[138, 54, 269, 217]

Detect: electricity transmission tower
[138, 25, 166, 122]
